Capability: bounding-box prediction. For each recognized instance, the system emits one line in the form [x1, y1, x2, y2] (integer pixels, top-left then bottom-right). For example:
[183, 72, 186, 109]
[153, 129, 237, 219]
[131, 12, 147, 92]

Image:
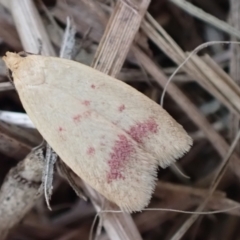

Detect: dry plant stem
[0, 146, 44, 239]
[92, 0, 150, 76]
[9, 0, 55, 55]
[169, 0, 240, 39]
[170, 129, 240, 240]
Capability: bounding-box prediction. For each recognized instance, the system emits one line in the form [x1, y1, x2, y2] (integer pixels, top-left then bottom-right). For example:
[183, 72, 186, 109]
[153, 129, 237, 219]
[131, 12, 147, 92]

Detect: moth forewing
[3, 52, 192, 212]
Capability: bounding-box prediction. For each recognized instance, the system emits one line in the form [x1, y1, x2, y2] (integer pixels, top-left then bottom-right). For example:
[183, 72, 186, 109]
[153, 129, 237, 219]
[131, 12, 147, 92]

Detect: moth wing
[39, 55, 192, 168]
[3, 53, 192, 211]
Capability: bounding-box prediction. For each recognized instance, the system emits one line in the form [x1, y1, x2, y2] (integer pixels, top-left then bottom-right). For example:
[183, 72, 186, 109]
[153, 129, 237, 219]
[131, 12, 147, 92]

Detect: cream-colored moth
[3, 52, 192, 212]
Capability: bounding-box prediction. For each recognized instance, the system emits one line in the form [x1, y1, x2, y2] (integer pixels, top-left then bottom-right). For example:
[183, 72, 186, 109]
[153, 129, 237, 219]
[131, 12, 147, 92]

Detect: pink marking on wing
[118, 104, 125, 112]
[87, 147, 95, 156]
[73, 114, 82, 123]
[107, 135, 135, 183]
[58, 127, 66, 141]
[82, 100, 91, 106]
[127, 118, 158, 143]
[91, 84, 96, 89]
[58, 127, 64, 132]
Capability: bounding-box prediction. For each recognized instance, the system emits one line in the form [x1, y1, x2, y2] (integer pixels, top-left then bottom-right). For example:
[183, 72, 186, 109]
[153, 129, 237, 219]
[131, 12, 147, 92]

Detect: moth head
[2, 51, 45, 87]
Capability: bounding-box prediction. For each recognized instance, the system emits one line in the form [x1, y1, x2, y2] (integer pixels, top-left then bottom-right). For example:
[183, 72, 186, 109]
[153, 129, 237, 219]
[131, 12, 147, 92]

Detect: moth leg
[41, 141, 58, 210]
[56, 160, 87, 201]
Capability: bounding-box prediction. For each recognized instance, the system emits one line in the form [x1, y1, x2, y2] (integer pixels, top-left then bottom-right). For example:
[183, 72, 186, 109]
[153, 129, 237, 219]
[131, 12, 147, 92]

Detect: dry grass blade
[92, 0, 150, 76]
[170, 0, 240, 39]
[9, 0, 55, 55]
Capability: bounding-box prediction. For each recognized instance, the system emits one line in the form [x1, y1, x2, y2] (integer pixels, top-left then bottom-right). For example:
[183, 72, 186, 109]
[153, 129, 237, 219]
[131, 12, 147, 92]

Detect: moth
[3, 52, 192, 212]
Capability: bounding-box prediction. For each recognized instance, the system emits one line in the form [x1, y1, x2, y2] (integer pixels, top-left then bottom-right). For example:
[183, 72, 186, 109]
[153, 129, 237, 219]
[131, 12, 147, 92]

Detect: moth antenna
[160, 40, 240, 107]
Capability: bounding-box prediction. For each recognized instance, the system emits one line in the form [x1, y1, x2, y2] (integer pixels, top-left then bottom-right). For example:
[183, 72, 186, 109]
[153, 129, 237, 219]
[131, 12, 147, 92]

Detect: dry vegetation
[0, 0, 240, 239]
